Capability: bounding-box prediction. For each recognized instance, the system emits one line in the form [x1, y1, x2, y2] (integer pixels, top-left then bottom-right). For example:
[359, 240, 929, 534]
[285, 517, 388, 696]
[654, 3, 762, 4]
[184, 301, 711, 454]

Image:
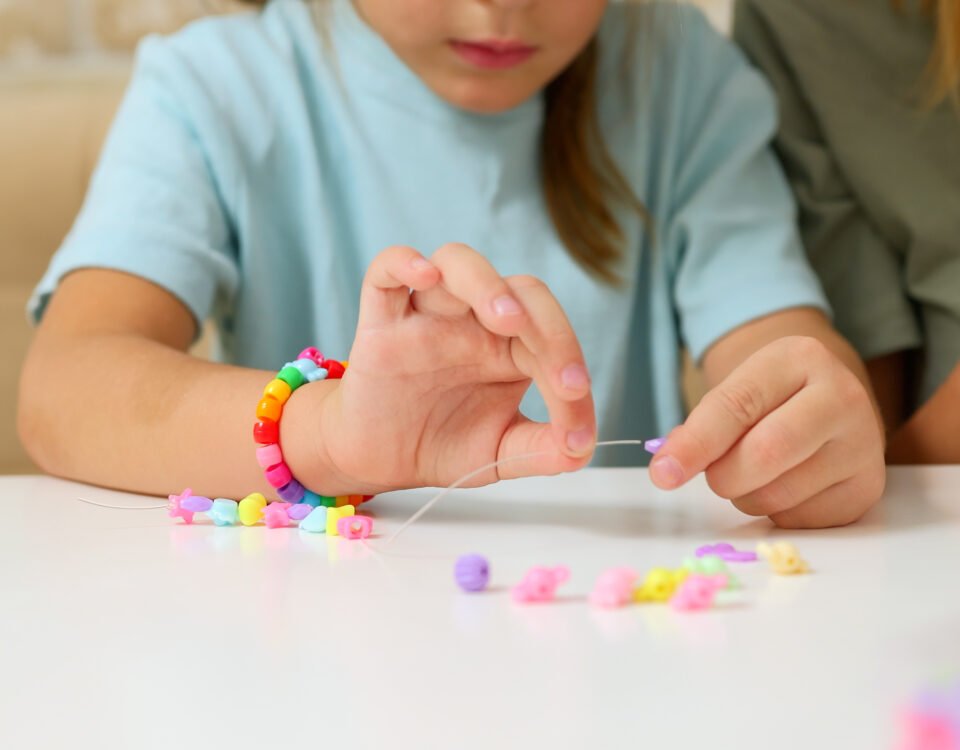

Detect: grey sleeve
[732, 0, 921, 361]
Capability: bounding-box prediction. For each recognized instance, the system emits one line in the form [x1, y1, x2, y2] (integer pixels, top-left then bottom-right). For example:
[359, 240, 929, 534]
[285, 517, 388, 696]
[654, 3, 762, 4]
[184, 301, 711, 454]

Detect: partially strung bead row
[167, 488, 373, 538]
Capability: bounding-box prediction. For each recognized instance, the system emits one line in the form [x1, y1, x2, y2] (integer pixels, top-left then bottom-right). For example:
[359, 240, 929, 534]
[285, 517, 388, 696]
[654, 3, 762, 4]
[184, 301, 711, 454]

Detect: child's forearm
[18, 331, 335, 498]
[887, 363, 960, 464]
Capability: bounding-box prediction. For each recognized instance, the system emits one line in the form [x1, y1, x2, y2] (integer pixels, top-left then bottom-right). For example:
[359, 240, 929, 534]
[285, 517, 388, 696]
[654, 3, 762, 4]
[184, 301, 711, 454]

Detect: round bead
[277, 479, 306, 503]
[255, 443, 283, 469]
[321, 360, 346, 379]
[256, 397, 282, 422]
[265, 462, 293, 489]
[276, 366, 306, 390]
[263, 378, 292, 405]
[454, 554, 490, 592]
[298, 347, 323, 364]
[253, 419, 279, 444]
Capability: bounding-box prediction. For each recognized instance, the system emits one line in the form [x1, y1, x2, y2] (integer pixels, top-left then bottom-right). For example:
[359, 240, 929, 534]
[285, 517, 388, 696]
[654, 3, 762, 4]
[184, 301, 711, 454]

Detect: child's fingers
[650, 339, 817, 490]
[767, 465, 885, 529]
[509, 337, 596, 459]
[703, 383, 839, 501]
[727, 443, 853, 517]
[419, 243, 528, 336]
[495, 414, 592, 480]
[505, 275, 593, 403]
[357, 246, 440, 327]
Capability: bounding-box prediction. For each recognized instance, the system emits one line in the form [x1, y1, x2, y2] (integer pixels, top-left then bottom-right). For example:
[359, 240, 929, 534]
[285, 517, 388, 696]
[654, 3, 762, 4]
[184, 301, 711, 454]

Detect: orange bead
[263, 378, 292, 405]
[335, 495, 351, 507]
[256, 397, 282, 422]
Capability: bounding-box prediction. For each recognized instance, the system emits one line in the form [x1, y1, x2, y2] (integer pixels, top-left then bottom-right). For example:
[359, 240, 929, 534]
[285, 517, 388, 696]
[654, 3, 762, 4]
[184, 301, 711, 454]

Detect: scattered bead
[454, 554, 490, 592]
[287, 503, 313, 521]
[589, 567, 638, 609]
[696, 542, 758, 563]
[757, 541, 809, 575]
[167, 488, 196, 525]
[512, 566, 570, 603]
[263, 502, 292, 529]
[238, 493, 267, 526]
[633, 567, 689, 603]
[326, 504, 355, 536]
[671, 574, 727, 612]
[337, 515, 373, 540]
[181, 495, 213, 513]
[684, 555, 739, 589]
[209, 498, 239, 526]
[299, 506, 328, 533]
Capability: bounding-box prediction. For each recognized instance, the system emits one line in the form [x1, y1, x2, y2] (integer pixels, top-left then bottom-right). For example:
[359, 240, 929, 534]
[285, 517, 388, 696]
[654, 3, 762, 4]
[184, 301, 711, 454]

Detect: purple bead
[181, 495, 213, 513]
[644, 437, 666, 455]
[696, 542, 734, 558]
[277, 479, 305, 503]
[454, 554, 490, 592]
[696, 542, 758, 563]
[287, 503, 312, 521]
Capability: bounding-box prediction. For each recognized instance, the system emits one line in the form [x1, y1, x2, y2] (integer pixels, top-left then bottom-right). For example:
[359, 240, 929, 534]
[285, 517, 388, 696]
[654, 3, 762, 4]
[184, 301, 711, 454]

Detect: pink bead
[589, 567, 638, 609]
[337, 515, 373, 540]
[263, 502, 291, 528]
[264, 462, 293, 489]
[167, 489, 196, 525]
[511, 566, 570, 603]
[298, 347, 324, 364]
[255, 444, 283, 469]
[671, 574, 727, 611]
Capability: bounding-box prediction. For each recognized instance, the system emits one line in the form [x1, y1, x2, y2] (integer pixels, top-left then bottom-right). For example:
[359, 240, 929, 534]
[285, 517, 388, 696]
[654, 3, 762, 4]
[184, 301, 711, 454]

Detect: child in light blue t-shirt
[19, 0, 885, 528]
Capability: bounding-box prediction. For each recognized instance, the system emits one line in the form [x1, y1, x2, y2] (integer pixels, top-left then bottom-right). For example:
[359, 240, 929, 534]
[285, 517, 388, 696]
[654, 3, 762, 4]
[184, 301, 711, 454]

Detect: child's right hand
[283, 244, 597, 495]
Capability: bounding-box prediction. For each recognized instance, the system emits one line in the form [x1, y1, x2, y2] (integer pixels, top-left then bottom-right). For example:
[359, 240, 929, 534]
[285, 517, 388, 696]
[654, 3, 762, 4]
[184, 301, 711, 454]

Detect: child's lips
[449, 39, 538, 70]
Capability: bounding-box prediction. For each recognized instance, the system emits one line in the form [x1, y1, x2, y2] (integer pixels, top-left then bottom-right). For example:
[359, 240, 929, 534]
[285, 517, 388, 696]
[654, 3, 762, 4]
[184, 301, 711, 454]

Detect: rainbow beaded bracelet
[253, 347, 370, 506]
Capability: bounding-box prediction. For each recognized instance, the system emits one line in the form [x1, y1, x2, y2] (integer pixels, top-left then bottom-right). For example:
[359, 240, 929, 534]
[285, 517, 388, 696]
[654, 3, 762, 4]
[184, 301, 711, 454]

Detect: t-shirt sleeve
[664, 9, 831, 364]
[27, 35, 239, 331]
[732, 0, 922, 361]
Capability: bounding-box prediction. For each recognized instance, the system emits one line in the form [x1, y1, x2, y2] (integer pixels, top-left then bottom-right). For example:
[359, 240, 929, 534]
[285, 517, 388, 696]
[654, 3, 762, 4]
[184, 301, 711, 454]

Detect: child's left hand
[649, 335, 886, 528]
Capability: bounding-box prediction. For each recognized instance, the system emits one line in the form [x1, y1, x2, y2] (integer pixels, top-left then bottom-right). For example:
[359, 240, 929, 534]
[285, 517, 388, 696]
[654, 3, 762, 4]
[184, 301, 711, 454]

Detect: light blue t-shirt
[30, 0, 828, 465]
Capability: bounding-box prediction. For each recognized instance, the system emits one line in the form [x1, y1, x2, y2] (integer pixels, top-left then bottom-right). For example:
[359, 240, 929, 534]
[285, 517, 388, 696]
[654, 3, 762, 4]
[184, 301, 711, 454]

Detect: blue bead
[299, 507, 327, 534]
[209, 498, 239, 526]
[302, 491, 321, 508]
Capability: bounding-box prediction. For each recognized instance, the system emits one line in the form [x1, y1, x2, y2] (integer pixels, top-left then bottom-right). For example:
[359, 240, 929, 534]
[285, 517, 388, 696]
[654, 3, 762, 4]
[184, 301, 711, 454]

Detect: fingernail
[411, 256, 432, 270]
[561, 363, 590, 391]
[566, 427, 595, 455]
[650, 455, 684, 489]
[492, 295, 523, 317]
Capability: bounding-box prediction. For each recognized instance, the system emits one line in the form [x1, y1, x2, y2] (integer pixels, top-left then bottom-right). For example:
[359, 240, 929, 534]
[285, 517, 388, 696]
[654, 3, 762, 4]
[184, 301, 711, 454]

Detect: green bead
[319, 495, 337, 508]
[277, 366, 306, 390]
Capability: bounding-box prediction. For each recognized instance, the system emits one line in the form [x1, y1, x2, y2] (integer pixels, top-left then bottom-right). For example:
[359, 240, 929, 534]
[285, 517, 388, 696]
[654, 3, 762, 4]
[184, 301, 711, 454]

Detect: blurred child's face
[354, 0, 608, 113]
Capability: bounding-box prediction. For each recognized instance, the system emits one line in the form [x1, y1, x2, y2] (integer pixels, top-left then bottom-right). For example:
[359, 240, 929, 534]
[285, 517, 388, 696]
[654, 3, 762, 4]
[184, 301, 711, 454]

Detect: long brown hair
[232, 0, 643, 283]
[894, 0, 960, 104]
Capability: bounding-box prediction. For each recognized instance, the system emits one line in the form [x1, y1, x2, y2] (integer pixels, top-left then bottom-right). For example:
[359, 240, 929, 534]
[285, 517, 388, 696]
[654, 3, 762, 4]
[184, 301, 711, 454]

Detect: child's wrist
[279, 378, 344, 495]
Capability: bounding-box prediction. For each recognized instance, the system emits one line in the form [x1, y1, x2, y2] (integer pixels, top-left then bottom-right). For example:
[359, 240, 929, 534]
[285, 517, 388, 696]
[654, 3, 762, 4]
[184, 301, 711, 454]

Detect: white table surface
[1, 467, 959, 749]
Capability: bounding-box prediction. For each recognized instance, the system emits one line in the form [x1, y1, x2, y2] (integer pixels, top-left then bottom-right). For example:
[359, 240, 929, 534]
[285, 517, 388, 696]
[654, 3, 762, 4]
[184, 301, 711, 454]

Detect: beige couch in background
[0, 71, 128, 474]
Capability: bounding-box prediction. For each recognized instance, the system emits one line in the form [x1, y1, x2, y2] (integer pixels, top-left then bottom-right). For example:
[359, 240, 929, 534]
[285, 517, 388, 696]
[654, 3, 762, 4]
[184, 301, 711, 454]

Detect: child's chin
[436, 79, 540, 116]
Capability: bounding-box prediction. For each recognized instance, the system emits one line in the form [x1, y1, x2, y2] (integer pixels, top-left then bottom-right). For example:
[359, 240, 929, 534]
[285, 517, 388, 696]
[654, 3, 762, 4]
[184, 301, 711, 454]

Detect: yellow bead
[263, 378, 292, 405]
[757, 542, 809, 575]
[238, 493, 267, 526]
[255, 397, 282, 422]
[326, 504, 355, 535]
[634, 567, 688, 603]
